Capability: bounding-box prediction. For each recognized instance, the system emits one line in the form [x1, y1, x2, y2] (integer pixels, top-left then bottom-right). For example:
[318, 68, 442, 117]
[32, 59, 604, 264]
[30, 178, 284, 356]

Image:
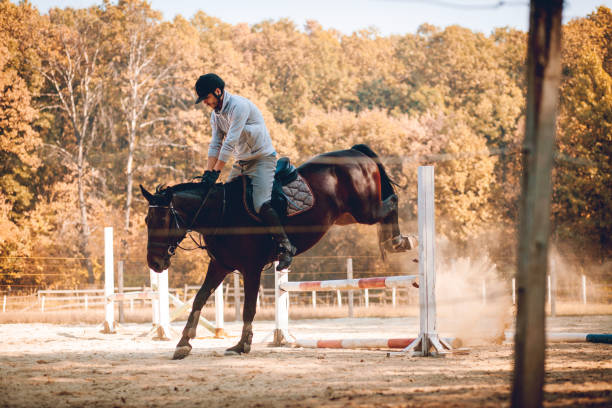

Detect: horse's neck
[173, 180, 252, 233]
[173, 188, 219, 228]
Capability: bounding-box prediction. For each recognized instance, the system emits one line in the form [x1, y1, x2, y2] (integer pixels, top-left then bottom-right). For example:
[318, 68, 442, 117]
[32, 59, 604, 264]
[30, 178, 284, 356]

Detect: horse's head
[140, 184, 187, 273]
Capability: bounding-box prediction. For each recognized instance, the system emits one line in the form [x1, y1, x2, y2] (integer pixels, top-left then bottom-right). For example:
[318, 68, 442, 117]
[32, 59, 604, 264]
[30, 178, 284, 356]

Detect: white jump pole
[582, 275, 587, 305]
[392, 287, 397, 308]
[102, 227, 115, 333]
[399, 165, 451, 356]
[273, 262, 293, 345]
[312, 291, 316, 309]
[149, 269, 171, 340]
[364, 288, 369, 308]
[150, 269, 160, 327]
[234, 273, 241, 321]
[215, 282, 224, 337]
[347, 258, 354, 317]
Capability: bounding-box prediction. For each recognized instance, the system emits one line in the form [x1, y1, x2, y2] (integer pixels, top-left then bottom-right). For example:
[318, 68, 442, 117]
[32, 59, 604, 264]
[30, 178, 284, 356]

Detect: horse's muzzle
[147, 253, 170, 273]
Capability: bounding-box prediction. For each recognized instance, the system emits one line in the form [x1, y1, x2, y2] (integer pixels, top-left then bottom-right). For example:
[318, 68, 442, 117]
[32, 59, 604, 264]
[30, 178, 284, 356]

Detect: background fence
[2, 256, 610, 317]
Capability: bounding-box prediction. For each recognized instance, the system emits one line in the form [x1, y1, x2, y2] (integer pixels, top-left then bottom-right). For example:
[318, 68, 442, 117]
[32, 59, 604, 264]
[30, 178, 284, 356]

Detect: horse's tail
[351, 144, 398, 199]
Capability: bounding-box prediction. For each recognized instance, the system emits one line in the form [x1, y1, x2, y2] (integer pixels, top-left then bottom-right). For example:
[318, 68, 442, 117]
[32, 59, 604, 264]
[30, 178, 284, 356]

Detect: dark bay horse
[141, 144, 413, 359]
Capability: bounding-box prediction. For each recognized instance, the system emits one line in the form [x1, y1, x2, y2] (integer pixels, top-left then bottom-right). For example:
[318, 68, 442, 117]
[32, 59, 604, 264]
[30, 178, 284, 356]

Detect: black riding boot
[259, 202, 297, 271]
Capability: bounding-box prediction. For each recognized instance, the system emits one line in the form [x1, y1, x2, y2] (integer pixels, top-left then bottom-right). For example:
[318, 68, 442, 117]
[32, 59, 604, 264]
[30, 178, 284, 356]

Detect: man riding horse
[141, 74, 416, 359]
[195, 73, 296, 271]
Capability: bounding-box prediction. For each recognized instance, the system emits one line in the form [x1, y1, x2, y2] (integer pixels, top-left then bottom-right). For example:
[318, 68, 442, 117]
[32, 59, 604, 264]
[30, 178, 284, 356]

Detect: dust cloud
[434, 237, 513, 346]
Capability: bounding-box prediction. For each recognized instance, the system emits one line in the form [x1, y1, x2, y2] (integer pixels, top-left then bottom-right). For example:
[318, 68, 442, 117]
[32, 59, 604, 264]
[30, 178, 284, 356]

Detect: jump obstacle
[101, 166, 610, 348]
[101, 226, 225, 339]
[272, 166, 453, 356]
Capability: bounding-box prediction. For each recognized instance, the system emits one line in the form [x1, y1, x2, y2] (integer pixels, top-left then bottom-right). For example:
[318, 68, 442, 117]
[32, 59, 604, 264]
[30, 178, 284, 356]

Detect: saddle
[242, 157, 314, 220]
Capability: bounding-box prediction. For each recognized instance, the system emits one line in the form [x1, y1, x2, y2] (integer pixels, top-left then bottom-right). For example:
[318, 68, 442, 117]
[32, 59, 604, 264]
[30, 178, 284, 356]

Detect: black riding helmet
[195, 73, 225, 105]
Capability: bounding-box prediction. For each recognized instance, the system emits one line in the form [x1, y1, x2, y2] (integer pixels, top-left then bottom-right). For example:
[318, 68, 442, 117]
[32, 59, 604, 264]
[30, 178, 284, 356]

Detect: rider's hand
[201, 170, 220, 185]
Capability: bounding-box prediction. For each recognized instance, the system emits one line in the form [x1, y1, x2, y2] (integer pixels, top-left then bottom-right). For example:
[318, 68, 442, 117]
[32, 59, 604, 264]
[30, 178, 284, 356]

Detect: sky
[25, 0, 612, 36]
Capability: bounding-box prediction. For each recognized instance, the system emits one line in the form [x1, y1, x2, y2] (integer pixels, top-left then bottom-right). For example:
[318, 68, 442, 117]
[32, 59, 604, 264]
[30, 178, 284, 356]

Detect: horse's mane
[151, 179, 243, 204]
[154, 182, 205, 196]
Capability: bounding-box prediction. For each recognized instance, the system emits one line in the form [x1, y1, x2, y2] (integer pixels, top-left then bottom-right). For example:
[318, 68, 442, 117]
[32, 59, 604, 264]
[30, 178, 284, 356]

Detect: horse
[140, 144, 415, 359]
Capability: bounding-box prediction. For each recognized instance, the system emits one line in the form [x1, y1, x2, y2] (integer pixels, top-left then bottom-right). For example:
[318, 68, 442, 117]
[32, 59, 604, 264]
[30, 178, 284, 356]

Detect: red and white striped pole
[279, 275, 417, 292]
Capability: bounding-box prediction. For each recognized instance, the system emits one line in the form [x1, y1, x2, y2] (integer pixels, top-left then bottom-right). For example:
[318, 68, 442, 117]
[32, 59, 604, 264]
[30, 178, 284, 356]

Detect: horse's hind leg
[225, 266, 262, 356]
[379, 195, 417, 252]
[173, 260, 229, 360]
[352, 193, 398, 227]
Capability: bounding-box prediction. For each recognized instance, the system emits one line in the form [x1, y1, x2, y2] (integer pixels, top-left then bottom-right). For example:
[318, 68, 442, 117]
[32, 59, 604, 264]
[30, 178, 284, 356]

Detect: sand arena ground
[0, 315, 610, 407]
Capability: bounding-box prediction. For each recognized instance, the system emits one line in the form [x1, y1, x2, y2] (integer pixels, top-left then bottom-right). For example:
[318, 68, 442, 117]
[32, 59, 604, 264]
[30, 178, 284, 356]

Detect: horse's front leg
[173, 260, 229, 360]
[224, 268, 262, 356]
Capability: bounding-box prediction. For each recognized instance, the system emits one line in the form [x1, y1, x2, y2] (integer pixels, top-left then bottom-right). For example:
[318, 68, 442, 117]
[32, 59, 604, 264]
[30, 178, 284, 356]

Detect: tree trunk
[77, 141, 94, 284]
[124, 129, 135, 232]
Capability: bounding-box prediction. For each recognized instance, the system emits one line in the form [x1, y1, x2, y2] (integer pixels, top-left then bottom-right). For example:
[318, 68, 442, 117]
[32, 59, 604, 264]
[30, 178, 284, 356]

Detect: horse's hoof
[172, 345, 192, 360]
[224, 343, 246, 356]
[389, 235, 417, 251]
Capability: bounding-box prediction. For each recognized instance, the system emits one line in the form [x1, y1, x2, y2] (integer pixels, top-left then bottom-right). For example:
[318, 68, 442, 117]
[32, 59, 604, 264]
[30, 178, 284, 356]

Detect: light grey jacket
[208, 91, 276, 163]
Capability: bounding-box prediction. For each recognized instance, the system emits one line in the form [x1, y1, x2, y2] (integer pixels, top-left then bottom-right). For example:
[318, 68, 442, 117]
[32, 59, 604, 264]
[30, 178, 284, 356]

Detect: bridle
[146, 185, 226, 257]
[147, 201, 187, 256]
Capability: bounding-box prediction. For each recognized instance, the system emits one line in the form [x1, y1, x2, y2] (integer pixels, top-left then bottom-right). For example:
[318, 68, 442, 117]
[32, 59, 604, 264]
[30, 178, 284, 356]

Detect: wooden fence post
[118, 261, 125, 323]
[512, 1, 563, 407]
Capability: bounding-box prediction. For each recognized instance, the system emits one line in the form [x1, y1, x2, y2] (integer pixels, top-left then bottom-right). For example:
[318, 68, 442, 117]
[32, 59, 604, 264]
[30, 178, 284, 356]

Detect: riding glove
[201, 170, 220, 185]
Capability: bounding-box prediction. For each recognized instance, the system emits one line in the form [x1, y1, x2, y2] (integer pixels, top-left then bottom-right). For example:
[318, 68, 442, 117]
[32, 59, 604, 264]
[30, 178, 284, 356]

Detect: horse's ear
[140, 185, 154, 203]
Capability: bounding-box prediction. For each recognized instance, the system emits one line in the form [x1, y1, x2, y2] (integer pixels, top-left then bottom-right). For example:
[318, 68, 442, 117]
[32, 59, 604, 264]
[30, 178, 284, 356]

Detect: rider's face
[202, 88, 222, 110]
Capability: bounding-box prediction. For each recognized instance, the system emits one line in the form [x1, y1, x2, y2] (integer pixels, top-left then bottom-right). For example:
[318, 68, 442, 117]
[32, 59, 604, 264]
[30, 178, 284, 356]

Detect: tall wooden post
[512, 1, 563, 407]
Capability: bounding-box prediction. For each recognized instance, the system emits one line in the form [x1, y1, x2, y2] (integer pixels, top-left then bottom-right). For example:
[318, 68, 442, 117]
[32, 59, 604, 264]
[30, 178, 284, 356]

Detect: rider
[195, 73, 296, 271]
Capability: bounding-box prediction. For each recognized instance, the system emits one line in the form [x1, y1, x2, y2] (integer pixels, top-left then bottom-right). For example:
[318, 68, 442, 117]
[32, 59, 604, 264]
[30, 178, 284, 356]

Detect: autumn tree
[38, 6, 106, 283]
[554, 6, 612, 258]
